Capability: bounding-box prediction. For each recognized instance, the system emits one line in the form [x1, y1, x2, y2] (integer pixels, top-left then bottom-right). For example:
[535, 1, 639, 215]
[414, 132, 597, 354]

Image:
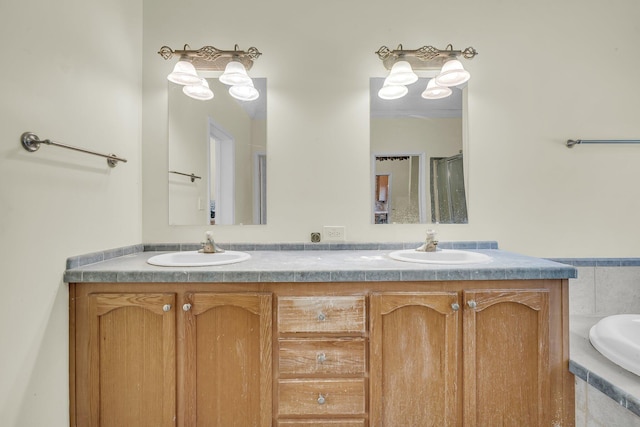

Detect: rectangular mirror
[370, 77, 468, 224]
[168, 78, 266, 225]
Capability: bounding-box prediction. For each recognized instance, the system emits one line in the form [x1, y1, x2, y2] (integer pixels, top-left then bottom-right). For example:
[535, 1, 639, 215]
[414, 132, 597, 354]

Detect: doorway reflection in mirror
[168, 78, 267, 226]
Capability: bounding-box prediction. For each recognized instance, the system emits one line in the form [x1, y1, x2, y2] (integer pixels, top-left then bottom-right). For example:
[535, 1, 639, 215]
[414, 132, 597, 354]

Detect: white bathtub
[589, 314, 640, 376]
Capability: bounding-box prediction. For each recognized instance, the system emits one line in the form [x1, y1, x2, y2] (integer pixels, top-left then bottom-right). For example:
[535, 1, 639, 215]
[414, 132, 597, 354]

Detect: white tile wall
[570, 267, 640, 316]
[570, 267, 596, 315]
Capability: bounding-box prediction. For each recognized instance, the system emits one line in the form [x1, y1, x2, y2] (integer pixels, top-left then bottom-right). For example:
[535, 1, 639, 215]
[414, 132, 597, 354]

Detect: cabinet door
[370, 292, 460, 427]
[77, 292, 176, 427]
[463, 289, 550, 426]
[183, 292, 272, 427]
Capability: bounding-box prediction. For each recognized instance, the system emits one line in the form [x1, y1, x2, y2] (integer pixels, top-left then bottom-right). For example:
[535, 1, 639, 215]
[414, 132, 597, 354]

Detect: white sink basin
[147, 250, 251, 267]
[388, 249, 491, 265]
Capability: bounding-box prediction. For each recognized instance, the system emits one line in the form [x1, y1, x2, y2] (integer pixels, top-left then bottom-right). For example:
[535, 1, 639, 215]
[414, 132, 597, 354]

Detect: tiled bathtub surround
[562, 261, 640, 426]
[571, 316, 640, 426]
[559, 261, 640, 316]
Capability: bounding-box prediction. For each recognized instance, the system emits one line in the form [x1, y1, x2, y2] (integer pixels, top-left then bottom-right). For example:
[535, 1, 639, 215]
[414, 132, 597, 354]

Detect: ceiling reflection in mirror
[371, 77, 468, 224]
[168, 78, 266, 225]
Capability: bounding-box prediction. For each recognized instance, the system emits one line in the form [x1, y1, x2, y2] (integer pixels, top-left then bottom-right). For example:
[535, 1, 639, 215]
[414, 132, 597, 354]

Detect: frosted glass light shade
[421, 78, 452, 99]
[378, 81, 408, 100]
[385, 60, 419, 86]
[434, 59, 470, 87]
[183, 78, 214, 100]
[229, 81, 259, 101]
[219, 61, 252, 86]
[167, 60, 201, 85]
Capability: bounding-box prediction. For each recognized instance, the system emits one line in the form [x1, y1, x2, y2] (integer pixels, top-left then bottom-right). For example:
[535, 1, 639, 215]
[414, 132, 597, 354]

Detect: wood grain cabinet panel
[278, 296, 366, 334]
[75, 292, 177, 427]
[370, 292, 460, 427]
[183, 292, 272, 427]
[277, 419, 366, 427]
[279, 338, 366, 376]
[278, 379, 366, 416]
[463, 289, 550, 427]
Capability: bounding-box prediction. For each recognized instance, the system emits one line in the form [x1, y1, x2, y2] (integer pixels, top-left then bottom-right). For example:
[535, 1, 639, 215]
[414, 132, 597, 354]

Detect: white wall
[142, 0, 640, 258]
[0, 0, 143, 425]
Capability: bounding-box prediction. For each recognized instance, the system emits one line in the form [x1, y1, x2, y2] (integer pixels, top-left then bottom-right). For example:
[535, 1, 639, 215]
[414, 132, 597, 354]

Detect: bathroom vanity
[66, 244, 576, 426]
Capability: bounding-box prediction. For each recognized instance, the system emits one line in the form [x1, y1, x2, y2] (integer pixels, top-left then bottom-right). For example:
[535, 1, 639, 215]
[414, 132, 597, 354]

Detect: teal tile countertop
[64, 242, 576, 283]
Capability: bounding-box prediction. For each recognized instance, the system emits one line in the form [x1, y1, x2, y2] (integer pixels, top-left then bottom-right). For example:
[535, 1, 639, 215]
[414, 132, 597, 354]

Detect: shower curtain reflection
[430, 153, 468, 224]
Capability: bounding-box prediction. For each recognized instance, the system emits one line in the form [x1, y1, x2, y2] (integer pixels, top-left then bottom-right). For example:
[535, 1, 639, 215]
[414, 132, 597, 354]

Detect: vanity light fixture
[385, 60, 419, 86]
[167, 59, 201, 86]
[229, 80, 260, 101]
[159, 44, 262, 101]
[219, 61, 253, 86]
[421, 78, 452, 100]
[378, 80, 409, 100]
[375, 44, 477, 100]
[183, 77, 214, 101]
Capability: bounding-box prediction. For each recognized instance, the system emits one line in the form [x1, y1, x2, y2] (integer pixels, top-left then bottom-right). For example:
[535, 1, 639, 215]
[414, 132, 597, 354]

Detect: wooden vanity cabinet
[369, 288, 556, 426]
[70, 279, 573, 427]
[70, 283, 272, 427]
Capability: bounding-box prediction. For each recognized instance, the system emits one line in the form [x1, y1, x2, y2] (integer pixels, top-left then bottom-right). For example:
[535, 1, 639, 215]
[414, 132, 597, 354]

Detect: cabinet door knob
[467, 300, 477, 309]
[183, 303, 192, 311]
[317, 312, 326, 321]
[162, 304, 172, 312]
[317, 352, 327, 363]
[317, 394, 326, 405]
[451, 303, 460, 311]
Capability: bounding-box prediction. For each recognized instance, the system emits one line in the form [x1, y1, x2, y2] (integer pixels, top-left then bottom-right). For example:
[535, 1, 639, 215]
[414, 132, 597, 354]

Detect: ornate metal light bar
[158, 44, 262, 71]
[375, 44, 477, 70]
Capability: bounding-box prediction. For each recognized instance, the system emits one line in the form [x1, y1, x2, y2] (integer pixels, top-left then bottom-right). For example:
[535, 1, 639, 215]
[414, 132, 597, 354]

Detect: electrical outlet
[323, 226, 346, 241]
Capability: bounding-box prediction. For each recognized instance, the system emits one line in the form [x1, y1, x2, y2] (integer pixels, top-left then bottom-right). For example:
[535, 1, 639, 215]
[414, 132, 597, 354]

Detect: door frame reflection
[371, 152, 426, 224]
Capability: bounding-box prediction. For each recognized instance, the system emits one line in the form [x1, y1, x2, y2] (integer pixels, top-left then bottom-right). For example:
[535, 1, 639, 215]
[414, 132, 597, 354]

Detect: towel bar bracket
[566, 139, 640, 148]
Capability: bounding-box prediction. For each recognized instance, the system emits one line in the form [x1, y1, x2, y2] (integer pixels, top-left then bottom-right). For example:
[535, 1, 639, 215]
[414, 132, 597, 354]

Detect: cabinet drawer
[278, 297, 366, 334]
[279, 339, 366, 376]
[277, 420, 366, 427]
[278, 379, 366, 416]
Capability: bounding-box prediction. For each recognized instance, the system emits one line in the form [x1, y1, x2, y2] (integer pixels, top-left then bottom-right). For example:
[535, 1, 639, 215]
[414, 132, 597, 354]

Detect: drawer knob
[317, 352, 327, 364]
[162, 304, 171, 312]
[317, 394, 326, 405]
[317, 312, 326, 321]
[467, 300, 477, 309]
[451, 303, 460, 311]
[183, 303, 192, 311]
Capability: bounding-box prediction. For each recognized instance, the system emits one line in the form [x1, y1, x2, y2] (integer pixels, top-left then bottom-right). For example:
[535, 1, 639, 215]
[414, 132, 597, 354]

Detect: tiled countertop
[64, 242, 576, 283]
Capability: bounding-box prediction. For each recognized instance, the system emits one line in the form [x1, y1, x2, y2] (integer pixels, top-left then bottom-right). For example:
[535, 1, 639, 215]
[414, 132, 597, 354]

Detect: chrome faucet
[200, 231, 225, 253]
[416, 229, 438, 252]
